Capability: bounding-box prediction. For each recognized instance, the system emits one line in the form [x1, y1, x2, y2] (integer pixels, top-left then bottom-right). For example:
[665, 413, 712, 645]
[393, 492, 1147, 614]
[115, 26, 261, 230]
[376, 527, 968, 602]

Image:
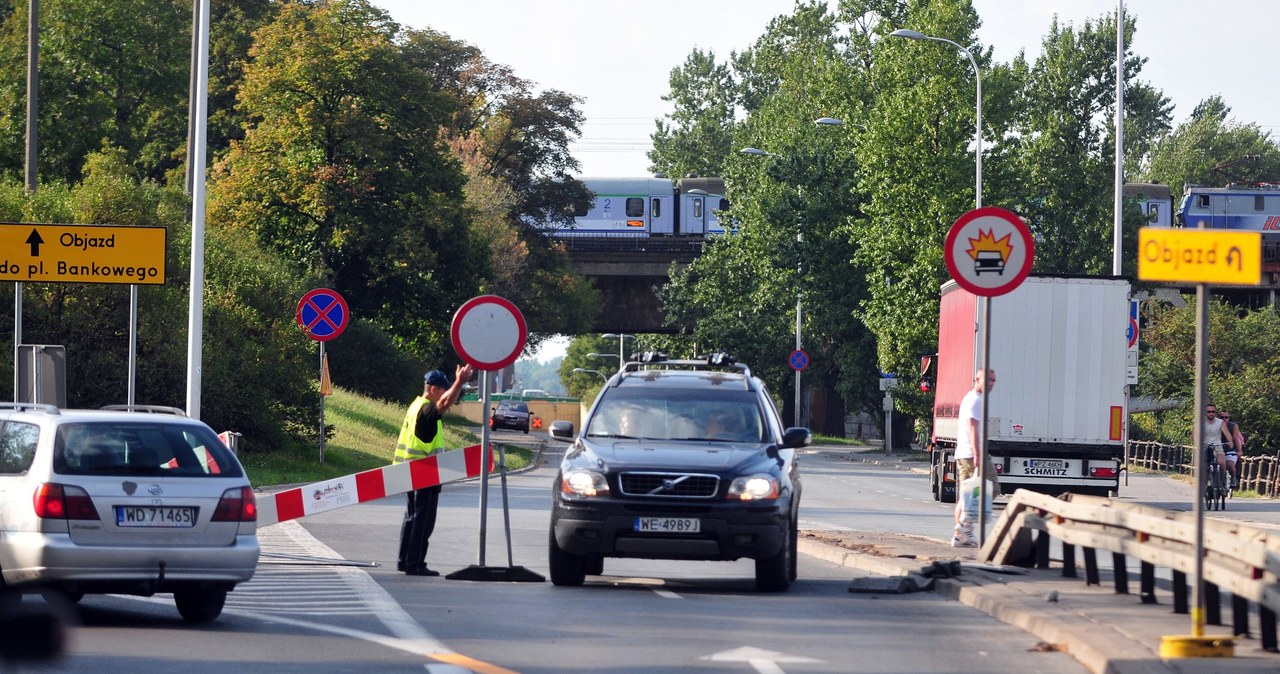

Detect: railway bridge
[561, 236, 707, 334]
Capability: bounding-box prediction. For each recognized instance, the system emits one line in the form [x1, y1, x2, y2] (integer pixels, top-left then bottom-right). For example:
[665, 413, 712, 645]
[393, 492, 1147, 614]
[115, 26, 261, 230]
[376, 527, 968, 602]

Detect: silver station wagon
[0, 403, 259, 622]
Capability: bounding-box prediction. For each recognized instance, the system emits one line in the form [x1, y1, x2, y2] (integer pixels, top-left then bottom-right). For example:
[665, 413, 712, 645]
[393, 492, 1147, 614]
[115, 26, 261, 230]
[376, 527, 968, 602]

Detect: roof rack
[0, 402, 61, 415]
[101, 404, 188, 417]
[620, 352, 751, 379]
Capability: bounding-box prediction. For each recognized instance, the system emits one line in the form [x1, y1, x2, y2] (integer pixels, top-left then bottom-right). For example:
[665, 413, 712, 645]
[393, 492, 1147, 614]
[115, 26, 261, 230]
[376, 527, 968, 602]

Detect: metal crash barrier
[979, 490, 1280, 652]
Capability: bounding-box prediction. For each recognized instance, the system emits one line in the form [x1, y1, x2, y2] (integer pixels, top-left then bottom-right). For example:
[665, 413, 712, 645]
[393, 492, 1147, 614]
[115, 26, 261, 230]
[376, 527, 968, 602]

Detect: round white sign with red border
[451, 295, 527, 371]
[944, 206, 1035, 297]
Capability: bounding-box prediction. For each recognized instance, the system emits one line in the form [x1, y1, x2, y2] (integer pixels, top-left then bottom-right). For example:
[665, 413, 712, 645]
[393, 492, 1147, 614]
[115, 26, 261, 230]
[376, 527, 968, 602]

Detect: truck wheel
[548, 529, 586, 586]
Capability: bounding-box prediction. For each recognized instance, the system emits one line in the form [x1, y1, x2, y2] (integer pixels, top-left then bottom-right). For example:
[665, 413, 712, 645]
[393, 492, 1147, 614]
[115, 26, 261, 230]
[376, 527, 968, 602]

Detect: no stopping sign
[450, 295, 527, 371]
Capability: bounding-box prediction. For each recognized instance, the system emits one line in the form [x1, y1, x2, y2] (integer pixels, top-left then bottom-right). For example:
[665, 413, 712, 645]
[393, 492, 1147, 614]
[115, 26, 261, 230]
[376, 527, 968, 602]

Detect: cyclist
[1219, 410, 1244, 489]
[1203, 405, 1233, 490]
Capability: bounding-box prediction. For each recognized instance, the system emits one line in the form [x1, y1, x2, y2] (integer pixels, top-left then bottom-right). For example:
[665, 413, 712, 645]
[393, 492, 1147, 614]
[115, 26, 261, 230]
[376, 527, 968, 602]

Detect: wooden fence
[1127, 440, 1280, 498]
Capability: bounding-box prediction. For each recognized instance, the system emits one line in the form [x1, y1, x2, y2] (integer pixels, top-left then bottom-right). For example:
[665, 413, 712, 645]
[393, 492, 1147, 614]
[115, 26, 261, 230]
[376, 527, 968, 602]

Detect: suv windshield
[585, 388, 764, 442]
[53, 422, 244, 477]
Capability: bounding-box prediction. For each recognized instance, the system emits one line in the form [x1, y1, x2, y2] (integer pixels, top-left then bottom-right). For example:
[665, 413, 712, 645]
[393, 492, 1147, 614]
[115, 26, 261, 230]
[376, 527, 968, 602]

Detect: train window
[692, 199, 703, 218]
[718, 198, 730, 211]
[651, 198, 661, 218]
[1197, 195, 1210, 209]
[626, 198, 644, 217]
[1147, 204, 1160, 222]
[573, 201, 589, 217]
[1256, 195, 1266, 211]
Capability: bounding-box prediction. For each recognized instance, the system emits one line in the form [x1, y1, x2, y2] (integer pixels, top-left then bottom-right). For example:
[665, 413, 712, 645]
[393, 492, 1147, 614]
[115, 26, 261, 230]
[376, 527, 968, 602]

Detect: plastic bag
[959, 475, 993, 523]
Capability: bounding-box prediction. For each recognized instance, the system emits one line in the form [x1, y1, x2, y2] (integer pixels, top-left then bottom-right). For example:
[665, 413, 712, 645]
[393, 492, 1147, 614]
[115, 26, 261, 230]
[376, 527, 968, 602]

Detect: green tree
[1007, 11, 1172, 276]
[1139, 297, 1280, 455]
[1140, 96, 1280, 192]
[208, 0, 484, 362]
[648, 49, 738, 180]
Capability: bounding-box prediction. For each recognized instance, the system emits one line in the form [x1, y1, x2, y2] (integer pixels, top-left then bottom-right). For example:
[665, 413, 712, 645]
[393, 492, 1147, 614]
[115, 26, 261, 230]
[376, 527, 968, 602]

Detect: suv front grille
[618, 472, 719, 499]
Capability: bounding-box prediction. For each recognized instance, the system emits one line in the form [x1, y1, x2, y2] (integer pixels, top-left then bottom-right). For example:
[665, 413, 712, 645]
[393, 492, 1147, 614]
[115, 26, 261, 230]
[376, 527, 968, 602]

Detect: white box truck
[927, 275, 1131, 502]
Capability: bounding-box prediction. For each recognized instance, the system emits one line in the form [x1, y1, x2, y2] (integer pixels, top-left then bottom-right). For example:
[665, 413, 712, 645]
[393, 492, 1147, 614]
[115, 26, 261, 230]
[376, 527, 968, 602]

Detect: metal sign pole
[128, 284, 138, 406]
[475, 369, 492, 566]
[318, 341, 325, 465]
[1191, 283, 1208, 638]
[978, 296, 991, 546]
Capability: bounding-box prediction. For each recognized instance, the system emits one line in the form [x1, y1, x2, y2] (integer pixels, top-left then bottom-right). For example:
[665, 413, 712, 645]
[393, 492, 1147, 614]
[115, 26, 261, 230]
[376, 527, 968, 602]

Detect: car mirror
[780, 427, 812, 449]
[549, 420, 575, 442]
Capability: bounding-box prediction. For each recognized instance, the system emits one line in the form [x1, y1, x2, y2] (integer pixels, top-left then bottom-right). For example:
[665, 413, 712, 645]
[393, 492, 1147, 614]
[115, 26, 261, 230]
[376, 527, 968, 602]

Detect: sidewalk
[801, 445, 1280, 674]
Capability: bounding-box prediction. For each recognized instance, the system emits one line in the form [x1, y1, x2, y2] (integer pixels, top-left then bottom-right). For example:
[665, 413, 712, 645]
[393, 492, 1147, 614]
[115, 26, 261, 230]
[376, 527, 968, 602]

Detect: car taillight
[212, 486, 257, 522]
[33, 483, 100, 520]
[1090, 467, 1117, 478]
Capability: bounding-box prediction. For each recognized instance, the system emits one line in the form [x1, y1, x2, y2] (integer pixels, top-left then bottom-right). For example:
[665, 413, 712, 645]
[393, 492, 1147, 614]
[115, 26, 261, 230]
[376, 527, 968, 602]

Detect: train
[1126, 182, 1280, 272]
[548, 176, 730, 237]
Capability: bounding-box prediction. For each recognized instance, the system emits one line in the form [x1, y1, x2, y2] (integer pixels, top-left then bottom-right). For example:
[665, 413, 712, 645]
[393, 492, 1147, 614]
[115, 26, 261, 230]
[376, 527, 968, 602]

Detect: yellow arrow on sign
[1137, 228, 1261, 286]
[0, 222, 167, 285]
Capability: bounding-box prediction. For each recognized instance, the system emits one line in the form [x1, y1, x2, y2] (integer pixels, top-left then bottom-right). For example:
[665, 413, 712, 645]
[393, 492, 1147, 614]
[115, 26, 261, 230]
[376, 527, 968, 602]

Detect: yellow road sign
[0, 223, 166, 285]
[1137, 228, 1261, 286]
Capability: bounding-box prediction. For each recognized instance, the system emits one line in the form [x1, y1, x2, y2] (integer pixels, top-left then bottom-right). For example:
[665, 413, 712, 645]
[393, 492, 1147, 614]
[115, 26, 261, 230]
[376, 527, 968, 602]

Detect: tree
[1007, 11, 1172, 276]
[0, 0, 191, 183]
[208, 0, 485, 362]
[1140, 96, 1280, 192]
[402, 28, 599, 350]
[1139, 297, 1280, 455]
[648, 49, 738, 180]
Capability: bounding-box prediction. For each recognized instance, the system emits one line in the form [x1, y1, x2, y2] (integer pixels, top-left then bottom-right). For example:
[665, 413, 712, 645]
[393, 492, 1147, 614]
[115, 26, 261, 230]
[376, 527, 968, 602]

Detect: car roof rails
[101, 404, 188, 417]
[0, 402, 61, 415]
[620, 352, 751, 378]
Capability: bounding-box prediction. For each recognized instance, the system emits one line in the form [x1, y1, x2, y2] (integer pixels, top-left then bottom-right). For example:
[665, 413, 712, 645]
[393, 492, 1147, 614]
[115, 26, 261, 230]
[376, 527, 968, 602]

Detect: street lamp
[587, 352, 621, 373]
[602, 333, 637, 365]
[739, 116, 844, 428]
[890, 28, 982, 209]
[572, 367, 608, 383]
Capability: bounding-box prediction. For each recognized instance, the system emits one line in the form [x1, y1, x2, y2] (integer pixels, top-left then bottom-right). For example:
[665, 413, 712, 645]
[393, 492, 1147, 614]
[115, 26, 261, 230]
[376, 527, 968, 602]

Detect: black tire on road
[755, 523, 792, 592]
[548, 529, 586, 586]
[175, 588, 227, 622]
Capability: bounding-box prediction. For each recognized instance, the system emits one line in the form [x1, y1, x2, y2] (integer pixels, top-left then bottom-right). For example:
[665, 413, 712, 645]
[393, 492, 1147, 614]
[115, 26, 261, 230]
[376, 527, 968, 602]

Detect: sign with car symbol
[943, 206, 1035, 297]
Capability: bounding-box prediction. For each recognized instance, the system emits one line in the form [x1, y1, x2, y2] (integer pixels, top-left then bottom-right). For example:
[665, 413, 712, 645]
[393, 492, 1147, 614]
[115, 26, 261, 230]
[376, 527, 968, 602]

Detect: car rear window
[53, 422, 244, 478]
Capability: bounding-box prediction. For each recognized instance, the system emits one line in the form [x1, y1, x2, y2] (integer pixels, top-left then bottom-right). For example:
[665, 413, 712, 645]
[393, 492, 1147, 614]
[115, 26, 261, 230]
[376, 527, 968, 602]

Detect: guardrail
[980, 490, 1280, 651]
[1128, 441, 1280, 498]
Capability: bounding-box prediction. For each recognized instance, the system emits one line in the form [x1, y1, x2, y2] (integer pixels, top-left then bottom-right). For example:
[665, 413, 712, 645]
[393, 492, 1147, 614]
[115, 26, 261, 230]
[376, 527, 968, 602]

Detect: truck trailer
[928, 275, 1131, 503]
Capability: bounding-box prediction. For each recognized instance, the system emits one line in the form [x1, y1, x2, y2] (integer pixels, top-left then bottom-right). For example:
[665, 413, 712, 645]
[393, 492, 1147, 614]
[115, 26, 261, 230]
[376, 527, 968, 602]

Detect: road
[39, 434, 1278, 673]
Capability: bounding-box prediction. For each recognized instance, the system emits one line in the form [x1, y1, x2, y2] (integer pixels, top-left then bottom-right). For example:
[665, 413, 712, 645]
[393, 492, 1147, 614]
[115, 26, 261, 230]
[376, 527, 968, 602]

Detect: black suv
[490, 400, 530, 433]
[547, 354, 809, 591]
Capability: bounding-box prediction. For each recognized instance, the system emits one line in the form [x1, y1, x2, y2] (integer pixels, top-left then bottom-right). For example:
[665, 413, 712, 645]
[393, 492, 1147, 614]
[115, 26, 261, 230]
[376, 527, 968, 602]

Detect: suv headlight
[727, 474, 778, 501]
[561, 469, 610, 497]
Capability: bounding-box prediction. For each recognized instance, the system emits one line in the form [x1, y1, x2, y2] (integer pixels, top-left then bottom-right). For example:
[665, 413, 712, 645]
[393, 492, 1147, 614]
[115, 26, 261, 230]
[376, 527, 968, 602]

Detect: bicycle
[1203, 446, 1227, 512]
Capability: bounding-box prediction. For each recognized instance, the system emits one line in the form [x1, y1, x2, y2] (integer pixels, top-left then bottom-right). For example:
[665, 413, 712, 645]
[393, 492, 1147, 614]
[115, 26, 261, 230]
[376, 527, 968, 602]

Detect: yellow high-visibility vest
[394, 396, 445, 463]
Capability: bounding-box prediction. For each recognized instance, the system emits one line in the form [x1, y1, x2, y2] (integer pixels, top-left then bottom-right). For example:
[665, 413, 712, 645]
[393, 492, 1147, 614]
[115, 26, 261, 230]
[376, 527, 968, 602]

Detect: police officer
[395, 364, 473, 576]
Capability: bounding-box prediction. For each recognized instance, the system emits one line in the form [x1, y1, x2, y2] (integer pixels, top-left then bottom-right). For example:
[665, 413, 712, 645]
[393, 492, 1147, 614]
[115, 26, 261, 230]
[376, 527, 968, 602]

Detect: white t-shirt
[1203, 417, 1226, 448]
[955, 389, 983, 460]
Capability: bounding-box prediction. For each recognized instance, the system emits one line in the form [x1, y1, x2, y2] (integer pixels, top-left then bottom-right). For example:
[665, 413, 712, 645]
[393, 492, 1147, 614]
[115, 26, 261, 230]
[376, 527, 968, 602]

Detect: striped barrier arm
[255, 444, 492, 527]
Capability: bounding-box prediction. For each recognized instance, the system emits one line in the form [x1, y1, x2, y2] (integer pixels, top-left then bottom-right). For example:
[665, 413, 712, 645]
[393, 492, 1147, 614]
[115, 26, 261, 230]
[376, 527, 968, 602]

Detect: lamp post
[572, 367, 608, 383]
[601, 333, 636, 365]
[892, 27, 990, 543]
[739, 117, 844, 428]
[587, 352, 621, 373]
[889, 29, 981, 209]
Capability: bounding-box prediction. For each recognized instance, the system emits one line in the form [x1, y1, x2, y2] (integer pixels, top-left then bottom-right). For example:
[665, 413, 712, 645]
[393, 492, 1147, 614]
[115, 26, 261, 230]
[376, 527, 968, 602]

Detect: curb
[799, 538, 1178, 674]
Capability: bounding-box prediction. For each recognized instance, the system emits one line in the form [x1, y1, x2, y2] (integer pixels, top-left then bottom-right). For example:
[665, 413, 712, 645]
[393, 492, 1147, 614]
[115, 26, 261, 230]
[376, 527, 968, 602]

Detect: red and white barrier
[255, 444, 492, 527]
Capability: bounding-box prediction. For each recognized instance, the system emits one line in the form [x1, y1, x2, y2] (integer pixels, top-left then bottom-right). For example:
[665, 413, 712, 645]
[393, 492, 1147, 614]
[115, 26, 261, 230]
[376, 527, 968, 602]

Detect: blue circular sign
[788, 349, 809, 371]
[296, 288, 349, 341]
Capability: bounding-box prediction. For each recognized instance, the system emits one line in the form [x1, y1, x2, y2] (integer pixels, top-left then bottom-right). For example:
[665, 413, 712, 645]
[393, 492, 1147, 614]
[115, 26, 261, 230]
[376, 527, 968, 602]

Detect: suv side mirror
[780, 427, 811, 449]
[549, 420, 575, 442]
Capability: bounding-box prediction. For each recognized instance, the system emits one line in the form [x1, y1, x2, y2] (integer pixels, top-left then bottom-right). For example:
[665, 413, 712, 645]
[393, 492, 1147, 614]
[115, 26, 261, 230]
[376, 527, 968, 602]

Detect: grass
[237, 386, 533, 488]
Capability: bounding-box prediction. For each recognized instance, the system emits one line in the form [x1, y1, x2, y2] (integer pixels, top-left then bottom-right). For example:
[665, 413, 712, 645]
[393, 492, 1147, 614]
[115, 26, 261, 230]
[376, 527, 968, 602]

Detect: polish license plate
[1027, 459, 1066, 469]
[634, 517, 700, 533]
[116, 506, 197, 528]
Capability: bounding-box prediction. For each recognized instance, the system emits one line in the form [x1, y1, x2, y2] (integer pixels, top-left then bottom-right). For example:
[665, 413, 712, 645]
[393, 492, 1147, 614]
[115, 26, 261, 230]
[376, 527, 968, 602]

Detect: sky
[373, 0, 1278, 179]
